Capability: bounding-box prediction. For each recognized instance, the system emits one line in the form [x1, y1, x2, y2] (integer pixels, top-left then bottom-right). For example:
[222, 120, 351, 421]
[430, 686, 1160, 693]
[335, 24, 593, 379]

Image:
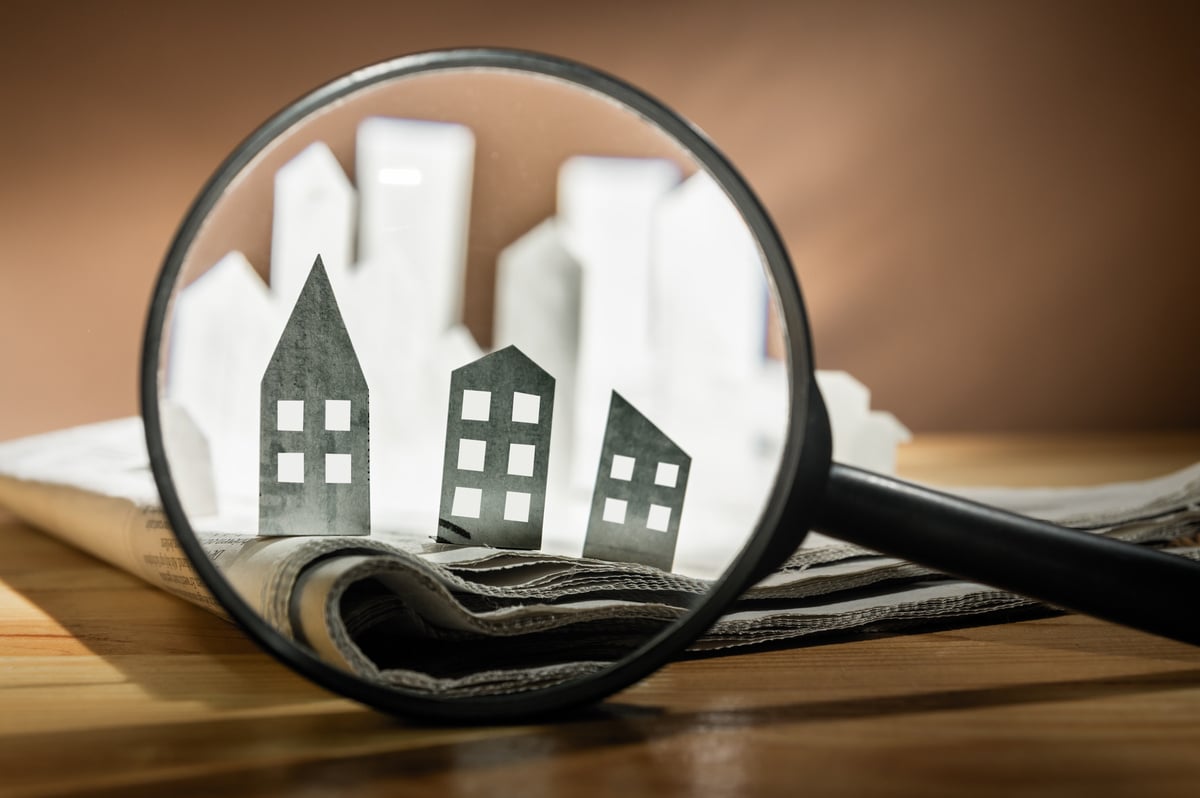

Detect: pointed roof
[263, 255, 365, 389]
[453, 345, 552, 382]
[606, 392, 689, 462]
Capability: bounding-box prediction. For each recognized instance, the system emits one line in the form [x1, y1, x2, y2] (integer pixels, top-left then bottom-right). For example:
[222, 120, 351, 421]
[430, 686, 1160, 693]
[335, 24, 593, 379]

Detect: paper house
[438, 346, 555, 549]
[259, 256, 370, 536]
[583, 392, 691, 571]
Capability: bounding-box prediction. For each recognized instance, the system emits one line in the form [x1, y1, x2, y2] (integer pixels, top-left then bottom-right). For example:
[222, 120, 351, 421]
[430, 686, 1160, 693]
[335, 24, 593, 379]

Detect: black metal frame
[140, 48, 829, 721]
[815, 464, 1200, 646]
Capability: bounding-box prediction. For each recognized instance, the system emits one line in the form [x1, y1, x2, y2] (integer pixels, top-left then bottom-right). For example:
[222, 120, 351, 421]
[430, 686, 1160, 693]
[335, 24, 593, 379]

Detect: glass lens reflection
[156, 65, 790, 697]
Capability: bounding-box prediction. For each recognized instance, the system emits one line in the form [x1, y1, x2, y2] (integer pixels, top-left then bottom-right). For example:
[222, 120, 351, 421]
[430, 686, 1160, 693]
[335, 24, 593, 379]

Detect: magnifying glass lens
[145, 52, 811, 716]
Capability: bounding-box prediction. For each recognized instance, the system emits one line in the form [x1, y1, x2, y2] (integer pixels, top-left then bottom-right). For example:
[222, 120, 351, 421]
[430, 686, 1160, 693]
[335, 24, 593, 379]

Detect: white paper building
[271, 142, 356, 307]
[651, 171, 768, 391]
[167, 251, 281, 508]
[557, 156, 681, 491]
[356, 117, 475, 338]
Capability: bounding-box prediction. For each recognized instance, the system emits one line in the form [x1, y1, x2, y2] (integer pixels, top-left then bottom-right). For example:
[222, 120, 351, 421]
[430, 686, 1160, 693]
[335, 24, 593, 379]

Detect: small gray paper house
[583, 393, 690, 571]
[438, 346, 555, 548]
[259, 255, 370, 536]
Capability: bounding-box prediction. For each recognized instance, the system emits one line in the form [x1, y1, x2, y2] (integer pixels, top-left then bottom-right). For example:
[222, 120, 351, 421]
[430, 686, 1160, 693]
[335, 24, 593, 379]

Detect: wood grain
[2, 433, 1199, 796]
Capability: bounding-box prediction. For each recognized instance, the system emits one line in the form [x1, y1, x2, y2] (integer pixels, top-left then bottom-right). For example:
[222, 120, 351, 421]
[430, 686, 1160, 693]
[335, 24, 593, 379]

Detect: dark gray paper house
[259, 256, 370, 536]
[583, 392, 691, 570]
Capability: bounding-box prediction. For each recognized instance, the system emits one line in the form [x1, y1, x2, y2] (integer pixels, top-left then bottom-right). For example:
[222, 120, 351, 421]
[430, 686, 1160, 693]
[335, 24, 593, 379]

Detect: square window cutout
[277, 400, 304, 431]
[655, 462, 679, 488]
[504, 491, 531, 522]
[326, 453, 352, 483]
[508, 443, 535, 477]
[610, 454, 635, 481]
[602, 497, 627, 525]
[458, 439, 486, 471]
[451, 486, 482, 519]
[277, 452, 304, 483]
[647, 503, 672, 532]
[325, 399, 351, 431]
[461, 390, 491, 421]
[512, 392, 540, 424]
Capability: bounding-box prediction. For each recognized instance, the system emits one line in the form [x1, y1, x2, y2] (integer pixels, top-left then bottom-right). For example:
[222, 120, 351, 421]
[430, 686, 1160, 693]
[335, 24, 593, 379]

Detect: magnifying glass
[142, 48, 1200, 722]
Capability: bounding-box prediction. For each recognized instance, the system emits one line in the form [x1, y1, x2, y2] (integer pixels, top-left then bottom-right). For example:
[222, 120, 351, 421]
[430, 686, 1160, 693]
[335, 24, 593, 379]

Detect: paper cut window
[504, 491, 531, 522]
[512, 392, 540, 424]
[325, 400, 351, 431]
[277, 400, 304, 431]
[325, 453, 352, 484]
[602, 497, 628, 525]
[655, 462, 679, 488]
[611, 454, 635, 481]
[646, 503, 672, 532]
[451, 486, 483, 519]
[508, 443, 536, 477]
[461, 390, 491, 421]
[277, 452, 304, 483]
[458, 439, 486, 471]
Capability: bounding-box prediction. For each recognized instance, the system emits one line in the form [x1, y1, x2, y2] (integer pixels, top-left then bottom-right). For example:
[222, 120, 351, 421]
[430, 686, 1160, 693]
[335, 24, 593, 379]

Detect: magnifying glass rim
[141, 46, 819, 721]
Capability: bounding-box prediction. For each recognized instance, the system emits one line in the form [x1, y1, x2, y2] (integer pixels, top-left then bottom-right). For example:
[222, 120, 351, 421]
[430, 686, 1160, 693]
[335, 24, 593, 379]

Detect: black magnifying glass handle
[814, 463, 1200, 646]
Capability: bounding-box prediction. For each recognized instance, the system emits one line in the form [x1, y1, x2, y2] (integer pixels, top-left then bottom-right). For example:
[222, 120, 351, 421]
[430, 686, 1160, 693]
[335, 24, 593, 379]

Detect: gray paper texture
[438, 346, 555, 548]
[583, 392, 691, 570]
[259, 256, 370, 536]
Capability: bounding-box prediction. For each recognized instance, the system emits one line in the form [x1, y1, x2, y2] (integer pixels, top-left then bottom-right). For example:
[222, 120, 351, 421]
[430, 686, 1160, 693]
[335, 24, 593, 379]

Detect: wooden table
[3, 433, 1200, 797]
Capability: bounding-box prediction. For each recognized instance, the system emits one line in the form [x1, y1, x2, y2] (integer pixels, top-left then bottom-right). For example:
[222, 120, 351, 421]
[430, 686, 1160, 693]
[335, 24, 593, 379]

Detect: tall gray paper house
[583, 393, 690, 570]
[259, 256, 370, 536]
[438, 346, 555, 548]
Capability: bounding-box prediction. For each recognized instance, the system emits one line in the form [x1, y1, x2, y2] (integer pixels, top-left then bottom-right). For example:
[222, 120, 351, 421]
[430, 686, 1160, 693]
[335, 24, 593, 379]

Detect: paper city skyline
[166, 114, 883, 577]
[257, 255, 692, 568]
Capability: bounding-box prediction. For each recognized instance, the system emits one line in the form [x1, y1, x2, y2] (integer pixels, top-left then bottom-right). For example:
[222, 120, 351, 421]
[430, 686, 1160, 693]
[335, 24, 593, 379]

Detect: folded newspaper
[2, 418, 1199, 697]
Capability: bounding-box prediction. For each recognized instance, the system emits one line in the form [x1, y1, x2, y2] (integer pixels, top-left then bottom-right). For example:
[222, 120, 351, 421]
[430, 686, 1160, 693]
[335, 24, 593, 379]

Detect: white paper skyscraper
[271, 142, 356, 307]
[652, 171, 768, 391]
[168, 251, 281, 506]
[557, 156, 680, 491]
[356, 117, 475, 337]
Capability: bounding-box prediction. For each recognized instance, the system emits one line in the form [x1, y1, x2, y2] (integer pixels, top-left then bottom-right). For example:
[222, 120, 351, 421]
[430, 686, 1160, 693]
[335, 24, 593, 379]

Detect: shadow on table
[0, 517, 333, 711]
[7, 664, 1200, 795]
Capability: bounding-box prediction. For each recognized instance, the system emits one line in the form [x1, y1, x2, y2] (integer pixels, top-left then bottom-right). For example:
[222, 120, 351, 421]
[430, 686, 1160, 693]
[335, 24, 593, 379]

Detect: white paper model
[557, 156, 681, 492]
[438, 346, 556, 549]
[356, 117, 475, 338]
[259, 256, 370, 536]
[271, 141, 356, 307]
[583, 392, 691, 571]
[168, 251, 281, 506]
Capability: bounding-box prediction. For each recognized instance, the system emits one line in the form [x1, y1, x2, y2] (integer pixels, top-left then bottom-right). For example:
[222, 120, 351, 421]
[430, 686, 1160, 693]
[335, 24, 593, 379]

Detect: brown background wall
[1, 0, 1198, 441]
